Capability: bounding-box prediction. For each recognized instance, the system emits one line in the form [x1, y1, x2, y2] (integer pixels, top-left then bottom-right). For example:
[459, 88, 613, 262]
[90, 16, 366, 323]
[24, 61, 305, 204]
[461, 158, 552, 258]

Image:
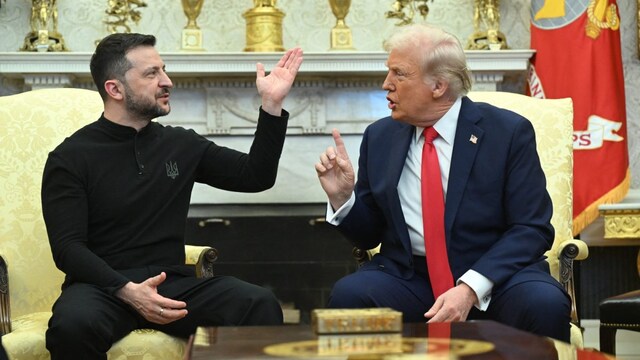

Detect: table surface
[188, 320, 616, 359]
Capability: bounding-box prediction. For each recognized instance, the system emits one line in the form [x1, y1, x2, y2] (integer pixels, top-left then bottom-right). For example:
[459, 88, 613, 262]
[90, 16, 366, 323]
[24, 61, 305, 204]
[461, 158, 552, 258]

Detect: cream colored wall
[0, 0, 638, 190]
[0, 0, 533, 52]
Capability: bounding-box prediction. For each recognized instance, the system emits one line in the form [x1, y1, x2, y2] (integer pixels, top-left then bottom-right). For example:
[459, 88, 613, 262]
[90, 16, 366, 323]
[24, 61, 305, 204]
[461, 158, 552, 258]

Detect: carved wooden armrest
[185, 245, 218, 279]
[352, 245, 381, 268]
[0, 254, 10, 335]
[352, 247, 370, 268]
[557, 239, 589, 325]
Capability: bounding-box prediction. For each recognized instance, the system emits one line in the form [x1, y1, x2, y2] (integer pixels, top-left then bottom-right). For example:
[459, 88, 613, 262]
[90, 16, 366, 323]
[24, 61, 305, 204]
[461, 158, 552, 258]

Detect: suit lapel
[445, 97, 484, 235]
[385, 123, 414, 253]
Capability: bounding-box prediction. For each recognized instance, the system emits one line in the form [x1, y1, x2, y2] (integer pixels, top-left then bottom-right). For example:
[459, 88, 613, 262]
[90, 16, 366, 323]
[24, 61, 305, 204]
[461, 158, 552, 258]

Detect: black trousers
[46, 266, 283, 360]
[0, 335, 8, 360]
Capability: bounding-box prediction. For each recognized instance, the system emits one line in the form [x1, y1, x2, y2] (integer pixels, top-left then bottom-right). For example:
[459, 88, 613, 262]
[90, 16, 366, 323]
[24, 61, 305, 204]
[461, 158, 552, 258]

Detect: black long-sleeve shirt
[42, 108, 288, 293]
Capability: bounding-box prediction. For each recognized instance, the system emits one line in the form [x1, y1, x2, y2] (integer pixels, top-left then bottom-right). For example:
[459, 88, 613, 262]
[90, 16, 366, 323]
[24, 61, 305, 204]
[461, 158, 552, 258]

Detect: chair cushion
[599, 289, 640, 326]
[569, 323, 584, 348]
[3, 312, 187, 359]
[3, 312, 50, 360]
[109, 329, 187, 360]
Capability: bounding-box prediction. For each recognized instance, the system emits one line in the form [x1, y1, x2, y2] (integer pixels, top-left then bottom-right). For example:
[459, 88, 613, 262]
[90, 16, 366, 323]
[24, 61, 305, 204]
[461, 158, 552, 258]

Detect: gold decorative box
[311, 308, 402, 334]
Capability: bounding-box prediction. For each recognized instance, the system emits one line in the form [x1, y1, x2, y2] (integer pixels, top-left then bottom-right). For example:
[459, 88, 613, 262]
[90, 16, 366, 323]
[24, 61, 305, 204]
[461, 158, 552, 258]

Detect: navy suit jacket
[339, 96, 561, 297]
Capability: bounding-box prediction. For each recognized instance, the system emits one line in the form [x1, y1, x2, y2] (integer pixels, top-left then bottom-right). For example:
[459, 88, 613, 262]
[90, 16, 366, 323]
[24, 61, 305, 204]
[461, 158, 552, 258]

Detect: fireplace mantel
[0, 50, 533, 88]
[0, 50, 534, 204]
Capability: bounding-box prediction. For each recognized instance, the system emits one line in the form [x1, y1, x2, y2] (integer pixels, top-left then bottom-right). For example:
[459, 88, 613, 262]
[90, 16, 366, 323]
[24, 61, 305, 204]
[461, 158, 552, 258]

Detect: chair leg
[599, 326, 617, 355]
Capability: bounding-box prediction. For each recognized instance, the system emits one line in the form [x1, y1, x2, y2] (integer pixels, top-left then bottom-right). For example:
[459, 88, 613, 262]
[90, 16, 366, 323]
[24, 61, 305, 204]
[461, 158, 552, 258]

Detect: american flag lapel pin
[469, 134, 478, 144]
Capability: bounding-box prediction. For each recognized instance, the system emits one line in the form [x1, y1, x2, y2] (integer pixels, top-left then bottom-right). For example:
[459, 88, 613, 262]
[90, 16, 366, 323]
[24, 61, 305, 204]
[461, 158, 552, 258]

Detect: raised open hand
[256, 47, 303, 116]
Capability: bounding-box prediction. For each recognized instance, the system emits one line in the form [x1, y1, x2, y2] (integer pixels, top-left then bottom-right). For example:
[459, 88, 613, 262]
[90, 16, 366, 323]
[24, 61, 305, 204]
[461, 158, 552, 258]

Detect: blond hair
[383, 24, 472, 98]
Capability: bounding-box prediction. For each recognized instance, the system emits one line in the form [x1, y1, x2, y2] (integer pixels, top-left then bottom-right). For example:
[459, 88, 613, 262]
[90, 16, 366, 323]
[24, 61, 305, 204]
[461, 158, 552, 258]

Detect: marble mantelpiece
[0, 50, 533, 88]
[0, 50, 533, 204]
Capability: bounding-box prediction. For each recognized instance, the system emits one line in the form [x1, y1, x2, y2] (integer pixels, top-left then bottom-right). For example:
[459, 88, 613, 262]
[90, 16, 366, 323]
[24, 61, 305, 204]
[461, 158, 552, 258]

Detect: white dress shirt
[327, 97, 493, 310]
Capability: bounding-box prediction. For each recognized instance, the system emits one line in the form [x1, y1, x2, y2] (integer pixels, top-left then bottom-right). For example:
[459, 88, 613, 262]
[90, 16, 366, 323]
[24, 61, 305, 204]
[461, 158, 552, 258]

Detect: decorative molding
[600, 208, 640, 239]
[0, 50, 533, 83]
[23, 74, 75, 90]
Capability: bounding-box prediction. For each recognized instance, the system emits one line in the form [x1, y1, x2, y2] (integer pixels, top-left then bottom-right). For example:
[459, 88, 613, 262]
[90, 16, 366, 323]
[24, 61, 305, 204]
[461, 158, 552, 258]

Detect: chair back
[467, 91, 574, 281]
[0, 88, 103, 318]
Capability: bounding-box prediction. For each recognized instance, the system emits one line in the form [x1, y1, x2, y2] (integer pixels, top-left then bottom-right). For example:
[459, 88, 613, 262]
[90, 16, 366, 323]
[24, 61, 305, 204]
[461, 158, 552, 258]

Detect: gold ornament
[385, 0, 432, 26]
[328, 0, 355, 50]
[103, 0, 147, 35]
[181, 0, 205, 51]
[242, 0, 285, 52]
[466, 0, 508, 50]
[20, 0, 68, 52]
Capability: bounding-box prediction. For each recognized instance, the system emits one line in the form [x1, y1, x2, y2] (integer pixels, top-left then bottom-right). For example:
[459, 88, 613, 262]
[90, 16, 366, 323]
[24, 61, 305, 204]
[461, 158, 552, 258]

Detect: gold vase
[181, 0, 205, 51]
[243, 0, 285, 52]
[328, 0, 354, 50]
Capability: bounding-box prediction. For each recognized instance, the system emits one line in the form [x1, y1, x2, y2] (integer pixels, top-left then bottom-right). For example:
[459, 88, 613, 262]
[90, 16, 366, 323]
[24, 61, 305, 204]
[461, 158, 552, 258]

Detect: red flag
[528, 0, 629, 235]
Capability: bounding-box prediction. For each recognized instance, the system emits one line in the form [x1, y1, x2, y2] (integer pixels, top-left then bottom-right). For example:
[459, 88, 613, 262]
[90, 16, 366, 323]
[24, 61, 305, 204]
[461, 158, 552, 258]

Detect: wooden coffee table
[187, 320, 615, 359]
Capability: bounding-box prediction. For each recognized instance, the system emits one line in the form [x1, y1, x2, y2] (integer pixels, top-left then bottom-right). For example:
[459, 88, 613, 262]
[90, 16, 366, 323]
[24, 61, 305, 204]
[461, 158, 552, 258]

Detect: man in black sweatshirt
[41, 33, 303, 359]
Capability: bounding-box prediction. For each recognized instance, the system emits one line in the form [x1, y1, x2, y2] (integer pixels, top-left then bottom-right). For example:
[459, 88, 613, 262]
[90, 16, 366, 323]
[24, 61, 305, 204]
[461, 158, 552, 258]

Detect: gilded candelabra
[466, 0, 508, 50]
[385, 0, 432, 26]
[328, 0, 354, 50]
[181, 0, 205, 51]
[243, 0, 285, 52]
[20, 0, 68, 52]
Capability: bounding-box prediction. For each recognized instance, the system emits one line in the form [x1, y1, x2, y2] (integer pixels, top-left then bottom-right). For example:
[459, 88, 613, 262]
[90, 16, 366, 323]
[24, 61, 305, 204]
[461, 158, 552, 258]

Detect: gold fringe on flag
[572, 169, 630, 236]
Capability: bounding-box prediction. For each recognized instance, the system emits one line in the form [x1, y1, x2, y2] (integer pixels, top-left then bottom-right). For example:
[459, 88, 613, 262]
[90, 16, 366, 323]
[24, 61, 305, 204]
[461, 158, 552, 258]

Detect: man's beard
[124, 86, 170, 120]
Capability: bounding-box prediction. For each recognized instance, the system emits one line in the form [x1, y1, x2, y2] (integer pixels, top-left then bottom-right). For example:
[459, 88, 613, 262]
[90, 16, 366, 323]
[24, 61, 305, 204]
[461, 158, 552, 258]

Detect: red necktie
[421, 127, 453, 299]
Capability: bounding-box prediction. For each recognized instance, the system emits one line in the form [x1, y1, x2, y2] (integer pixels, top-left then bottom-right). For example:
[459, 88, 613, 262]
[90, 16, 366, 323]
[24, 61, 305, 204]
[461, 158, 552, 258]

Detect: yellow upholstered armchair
[0, 88, 218, 359]
[353, 91, 589, 347]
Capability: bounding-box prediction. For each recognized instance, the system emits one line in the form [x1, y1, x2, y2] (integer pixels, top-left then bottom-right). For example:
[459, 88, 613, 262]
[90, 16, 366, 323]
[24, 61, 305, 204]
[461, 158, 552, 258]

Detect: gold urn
[328, 0, 355, 50]
[243, 0, 285, 52]
[181, 0, 205, 51]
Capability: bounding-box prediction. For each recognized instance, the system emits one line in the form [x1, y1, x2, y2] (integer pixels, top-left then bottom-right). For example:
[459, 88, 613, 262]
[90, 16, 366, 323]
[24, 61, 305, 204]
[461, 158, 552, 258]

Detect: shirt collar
[98, 114, 157, 138]
[415, 97, 462, 145]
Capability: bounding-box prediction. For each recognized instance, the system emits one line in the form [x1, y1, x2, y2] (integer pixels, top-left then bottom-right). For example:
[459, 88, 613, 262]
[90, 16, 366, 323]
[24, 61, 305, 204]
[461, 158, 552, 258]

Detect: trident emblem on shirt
[166, 161, 179, 179]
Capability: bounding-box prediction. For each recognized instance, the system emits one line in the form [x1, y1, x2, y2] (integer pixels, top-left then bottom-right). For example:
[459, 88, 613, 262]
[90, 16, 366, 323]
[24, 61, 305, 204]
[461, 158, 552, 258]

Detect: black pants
[46, 267, 282, 360]
[0, 335, 8, 360]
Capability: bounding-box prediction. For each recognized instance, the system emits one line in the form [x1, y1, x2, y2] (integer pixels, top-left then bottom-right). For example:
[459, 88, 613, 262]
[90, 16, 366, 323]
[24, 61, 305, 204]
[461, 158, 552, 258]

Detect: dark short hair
[90, 33, 157, 100]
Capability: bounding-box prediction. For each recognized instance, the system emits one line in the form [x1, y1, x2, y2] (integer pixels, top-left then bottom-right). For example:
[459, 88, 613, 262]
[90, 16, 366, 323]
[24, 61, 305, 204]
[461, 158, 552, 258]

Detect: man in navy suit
[315, 24, 571, 342]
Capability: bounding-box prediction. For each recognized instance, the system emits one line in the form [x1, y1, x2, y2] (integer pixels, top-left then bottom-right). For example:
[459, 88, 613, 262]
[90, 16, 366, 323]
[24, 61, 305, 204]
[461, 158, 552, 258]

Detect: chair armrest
[352, 245, 381, 268]
[352, 247, 370, 268]
[557, 239, 589, 325]
[185, 245, 218, 279]
[0, 254, 10, 335]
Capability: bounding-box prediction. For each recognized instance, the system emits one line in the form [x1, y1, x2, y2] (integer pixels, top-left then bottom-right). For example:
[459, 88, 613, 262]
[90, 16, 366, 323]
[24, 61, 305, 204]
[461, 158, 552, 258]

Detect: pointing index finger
[332, 128, 349, 160]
